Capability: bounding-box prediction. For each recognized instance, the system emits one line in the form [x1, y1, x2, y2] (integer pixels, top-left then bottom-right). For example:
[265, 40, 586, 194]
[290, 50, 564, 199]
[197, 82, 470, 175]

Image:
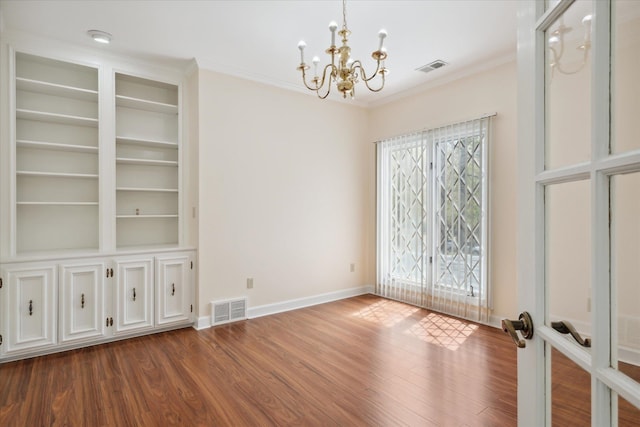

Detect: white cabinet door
[155, 253, 192, 326]
[1, 264, 57, 355]
[59, 261, 106, 343]
[114, 257, 153, 334]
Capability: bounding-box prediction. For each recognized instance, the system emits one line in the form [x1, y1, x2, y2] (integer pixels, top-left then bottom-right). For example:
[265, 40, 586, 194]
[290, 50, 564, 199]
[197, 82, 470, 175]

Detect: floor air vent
[416, 60, 448, 74]
[211, 297, 247, 326]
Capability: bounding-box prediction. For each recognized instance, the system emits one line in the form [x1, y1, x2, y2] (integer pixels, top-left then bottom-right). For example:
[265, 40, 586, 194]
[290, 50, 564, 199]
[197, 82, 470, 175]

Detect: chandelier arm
[315, 64, 336, 99]
[362, 72, 386, 93]
[355, 63, 386, 92]
[300, 67, 321, 91]
[351, 60, 382, 83]
[554, 58, 589, 75]
[549, 44, 590, 75]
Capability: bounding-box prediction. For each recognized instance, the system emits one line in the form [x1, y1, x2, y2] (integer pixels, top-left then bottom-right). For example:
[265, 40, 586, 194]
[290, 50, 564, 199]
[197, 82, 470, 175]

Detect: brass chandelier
[296, 0, 388, 99]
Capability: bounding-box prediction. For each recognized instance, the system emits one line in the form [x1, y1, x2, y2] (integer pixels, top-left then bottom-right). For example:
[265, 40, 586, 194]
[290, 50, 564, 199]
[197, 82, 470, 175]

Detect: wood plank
[0, 294, 633, 425]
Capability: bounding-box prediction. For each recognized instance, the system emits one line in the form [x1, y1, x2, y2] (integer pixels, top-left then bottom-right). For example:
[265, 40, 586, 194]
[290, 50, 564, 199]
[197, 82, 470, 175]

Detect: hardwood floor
[0, 294, 637, 426]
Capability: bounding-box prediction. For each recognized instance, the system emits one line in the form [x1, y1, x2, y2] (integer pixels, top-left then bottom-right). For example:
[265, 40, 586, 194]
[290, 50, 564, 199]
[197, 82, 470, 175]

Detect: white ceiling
[0, 0, 518, 106]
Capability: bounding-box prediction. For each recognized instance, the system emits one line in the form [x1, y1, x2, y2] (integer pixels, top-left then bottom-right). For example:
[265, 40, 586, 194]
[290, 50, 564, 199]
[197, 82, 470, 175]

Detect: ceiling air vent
[416, 60, 448, 74]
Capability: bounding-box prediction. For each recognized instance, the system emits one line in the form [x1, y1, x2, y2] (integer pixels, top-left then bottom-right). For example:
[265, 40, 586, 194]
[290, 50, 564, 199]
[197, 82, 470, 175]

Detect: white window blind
[376, 116, 492, 323]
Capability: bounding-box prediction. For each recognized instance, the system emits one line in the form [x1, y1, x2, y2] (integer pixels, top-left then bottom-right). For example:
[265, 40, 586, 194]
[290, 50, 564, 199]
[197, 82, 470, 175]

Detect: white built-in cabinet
[155, 253, 192, 326]
[1, 264, 57, 355]
[1, 251, 194, 360]
[0, 47, 195, 362]
[59, 260, 106, 344]
[114, 256, 154, 334]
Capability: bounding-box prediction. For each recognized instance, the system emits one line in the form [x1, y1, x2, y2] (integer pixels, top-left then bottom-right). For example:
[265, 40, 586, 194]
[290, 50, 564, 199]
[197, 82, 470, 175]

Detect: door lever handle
[551, 320, 591, 347]
[502, 312, 534, 348]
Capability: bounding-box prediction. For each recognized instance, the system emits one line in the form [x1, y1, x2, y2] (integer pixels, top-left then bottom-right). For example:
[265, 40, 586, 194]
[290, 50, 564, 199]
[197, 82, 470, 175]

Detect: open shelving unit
[115, 73, 179, 248]
[15, 53, 99, 254]
[1, 46, 194, 364]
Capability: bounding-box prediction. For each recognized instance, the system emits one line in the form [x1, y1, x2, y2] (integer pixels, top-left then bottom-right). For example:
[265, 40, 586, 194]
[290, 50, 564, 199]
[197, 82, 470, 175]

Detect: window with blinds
[376, 116, 492, 323]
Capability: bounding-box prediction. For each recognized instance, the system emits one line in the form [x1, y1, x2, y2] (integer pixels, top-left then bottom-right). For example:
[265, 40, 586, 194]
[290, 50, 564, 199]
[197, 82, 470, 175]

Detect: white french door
[516, 0, 640, 425]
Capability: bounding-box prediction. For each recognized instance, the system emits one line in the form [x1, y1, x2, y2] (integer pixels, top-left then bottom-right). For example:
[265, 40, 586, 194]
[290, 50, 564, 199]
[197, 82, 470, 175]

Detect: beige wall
[196, 70, 371, 316]
[367, 60, 519, 321]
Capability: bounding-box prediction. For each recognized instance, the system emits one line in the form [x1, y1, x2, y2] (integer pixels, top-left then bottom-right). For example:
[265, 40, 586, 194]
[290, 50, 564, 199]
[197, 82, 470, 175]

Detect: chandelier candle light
[297, 0, 388, 99]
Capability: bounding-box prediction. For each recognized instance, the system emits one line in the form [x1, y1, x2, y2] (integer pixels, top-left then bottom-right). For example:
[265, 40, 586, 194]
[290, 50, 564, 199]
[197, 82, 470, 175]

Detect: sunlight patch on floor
[405, 313, 479, 350]
[352, 299, 420, 327]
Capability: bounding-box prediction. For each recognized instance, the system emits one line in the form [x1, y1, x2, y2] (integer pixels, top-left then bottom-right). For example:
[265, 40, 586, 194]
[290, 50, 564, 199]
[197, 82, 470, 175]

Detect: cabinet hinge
[429, 256, 433, 264]
[190, 304, 193, 313]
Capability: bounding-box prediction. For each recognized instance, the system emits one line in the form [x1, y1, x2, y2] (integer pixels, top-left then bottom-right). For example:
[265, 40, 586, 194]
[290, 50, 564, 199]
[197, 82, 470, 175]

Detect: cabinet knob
[81, 293, 85, 309]
[171, 283, 175, 296]
[132, 287, 136, 302]
[29, 299, 33, 316]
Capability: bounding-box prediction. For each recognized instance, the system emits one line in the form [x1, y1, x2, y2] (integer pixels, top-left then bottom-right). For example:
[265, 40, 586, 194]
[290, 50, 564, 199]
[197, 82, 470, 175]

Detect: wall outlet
[350, 263, 355, 273]
[247, 278, 254, 289]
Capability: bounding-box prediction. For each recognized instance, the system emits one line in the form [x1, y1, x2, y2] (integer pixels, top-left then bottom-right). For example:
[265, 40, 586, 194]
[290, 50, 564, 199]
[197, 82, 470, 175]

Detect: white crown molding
[196, 57, 371, 109]
[1, 29, 191, 80]
[367, 51, 517, 109]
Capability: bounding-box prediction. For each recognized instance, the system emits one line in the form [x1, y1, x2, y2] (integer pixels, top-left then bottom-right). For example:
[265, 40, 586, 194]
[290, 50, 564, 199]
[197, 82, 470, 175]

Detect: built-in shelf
[116, 214, 178, 219]
[17, 202, 98, 206]
[17, 170, 99, 179]
[116, 187, 178, 193]
[16, 139, 98, 153]
[115, 157, 178, 167]
[115, 94, 178, 115]
[115, 73, 180, 249]
[16, 109, 98, 127]
[13, 52, 101, 256]
[16, 77, 98, 101]
[115, 136, 178, 148]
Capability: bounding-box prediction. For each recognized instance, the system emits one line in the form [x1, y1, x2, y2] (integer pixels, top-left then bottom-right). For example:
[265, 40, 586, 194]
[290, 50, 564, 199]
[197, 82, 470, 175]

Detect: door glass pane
[551, 347, 591, 425]
[545, 0, 593, 169]
[612, 1, 640, 154]
[546, 0, 561, 12]
[546, 180, 591, 336]
[618, 394, 640, 427]
[611, 173, 640, 384]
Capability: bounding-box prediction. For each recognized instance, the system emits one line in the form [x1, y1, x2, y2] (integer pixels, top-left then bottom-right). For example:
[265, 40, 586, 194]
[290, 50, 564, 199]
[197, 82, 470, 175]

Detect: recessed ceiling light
[87, 30, 112, 44]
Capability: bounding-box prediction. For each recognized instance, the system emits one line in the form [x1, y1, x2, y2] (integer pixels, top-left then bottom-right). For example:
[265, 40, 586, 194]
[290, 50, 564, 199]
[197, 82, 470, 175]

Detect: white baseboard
[248, 285, 374, 319]
[191, 285, 374, 330]
[488, 313, 505, 329]
[194, 315, 212, 330]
